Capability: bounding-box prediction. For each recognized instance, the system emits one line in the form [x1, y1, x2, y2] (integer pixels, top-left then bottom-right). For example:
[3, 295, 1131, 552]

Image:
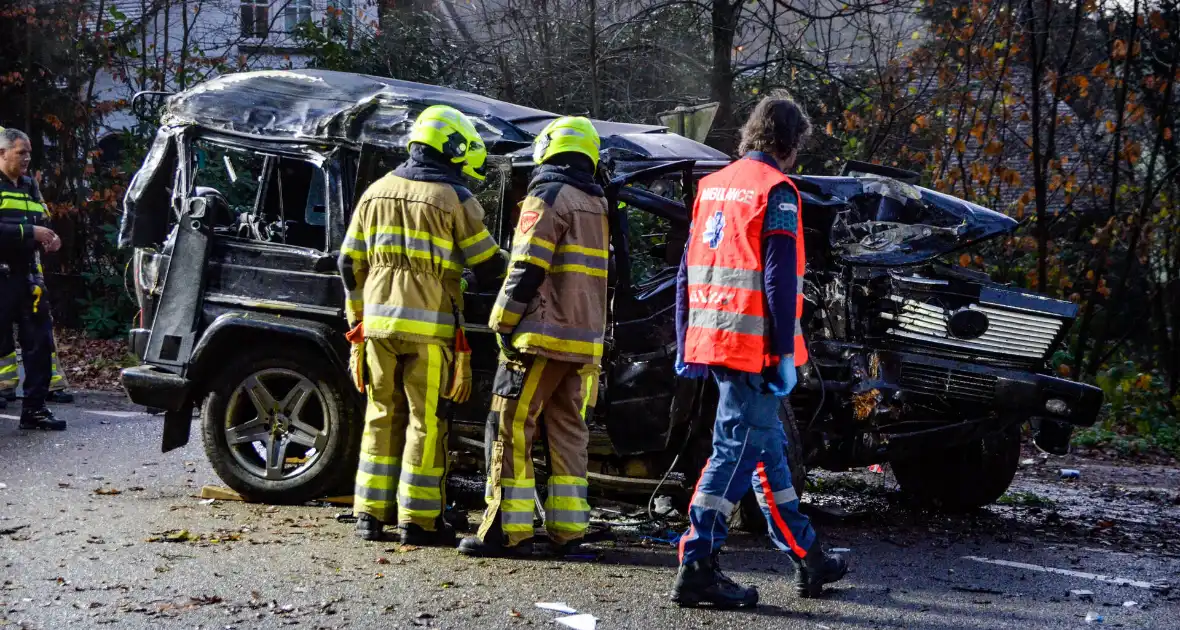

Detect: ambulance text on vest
[699, 187, 757, 204]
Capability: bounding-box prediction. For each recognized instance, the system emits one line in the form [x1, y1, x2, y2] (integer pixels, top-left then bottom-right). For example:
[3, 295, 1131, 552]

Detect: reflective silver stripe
[687, 265, 763, 291]
[342, 236, 367, 253]
[461, 234, 498, 261]
[550, 251, 608, 270]
[688, 309, 764, 336]
[512, 320, 603, 344]
[355, 484, 397, 502]
[399, 470, 440, 488]
[794, 319, 803, 337]
[398, 495, 442, 512]
[520, 243, 554, 262]
[772, 487, 799, 504]
[551, 128, 588, 138]
[546, 509, 589, 525]
[373, 231, 449, 255]
[493, 291, 527, 315]
[501, 510, 535, 525]
[547, 483, 588, 499]
[358, 460, 399, 477]
[365, 304, 453, 324]
[797, 274, 805, 286]
[501, 485, 536, 500]
[691, 492, 735, 514]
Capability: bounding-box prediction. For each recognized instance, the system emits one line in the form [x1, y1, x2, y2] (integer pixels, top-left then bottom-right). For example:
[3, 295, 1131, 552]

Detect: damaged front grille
[899, 361, 998, 402]
[880, 295, 1062, 361]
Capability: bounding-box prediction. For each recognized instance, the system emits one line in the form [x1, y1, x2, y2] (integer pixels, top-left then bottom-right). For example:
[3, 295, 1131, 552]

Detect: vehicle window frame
[183, 133, 335, 254]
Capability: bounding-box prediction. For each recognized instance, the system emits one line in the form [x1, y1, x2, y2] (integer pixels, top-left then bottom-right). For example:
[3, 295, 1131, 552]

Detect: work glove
[765, 355, 798, 398]
[445, 328, 473, 404]
[674, 353, 708, 380]
[345, 322, 366, 393]
[496, 331, 520, 362]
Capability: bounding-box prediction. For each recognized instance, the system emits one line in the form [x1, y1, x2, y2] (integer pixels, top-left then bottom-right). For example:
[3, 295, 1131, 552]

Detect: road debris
[1084, 611, 1104, 623]
[94, 487, 121, 495]
[536, 602, 578, 614]
[1060, 469, 1081, 480]
[1071, 589, 1095, 601]
[555, 613, 597, 630]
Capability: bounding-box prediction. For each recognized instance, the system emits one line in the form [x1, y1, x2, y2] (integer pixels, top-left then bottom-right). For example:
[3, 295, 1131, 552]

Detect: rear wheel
[201, 344, 360, 504]
[890, 421, 1022, 511]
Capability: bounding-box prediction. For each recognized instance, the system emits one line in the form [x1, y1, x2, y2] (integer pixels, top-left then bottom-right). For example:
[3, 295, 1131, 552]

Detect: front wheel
[201, 344, 360, 504]
[890, 421, 1022, 511]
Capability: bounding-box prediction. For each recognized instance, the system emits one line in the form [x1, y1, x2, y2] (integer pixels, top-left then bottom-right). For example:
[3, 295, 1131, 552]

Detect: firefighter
[340, 105, 506, 545]
[0, 127, 64, 429]
[458, 116, 608, 558]
[670, 95, 848, 608]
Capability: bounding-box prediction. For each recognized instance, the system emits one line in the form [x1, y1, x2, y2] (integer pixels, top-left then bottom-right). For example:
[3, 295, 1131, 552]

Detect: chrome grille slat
[900, 362, 998, 402]
[883, 295, 1063, 360]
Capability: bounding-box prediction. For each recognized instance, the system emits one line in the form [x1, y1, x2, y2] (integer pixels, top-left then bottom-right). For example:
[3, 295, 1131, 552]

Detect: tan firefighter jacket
[490, 170, 609, 364]
[341, 172, 500, 345]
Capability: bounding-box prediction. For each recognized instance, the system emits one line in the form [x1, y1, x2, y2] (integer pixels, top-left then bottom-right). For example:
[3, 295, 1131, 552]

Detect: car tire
[201, 344, 360, 505]
[890, 421, 1022, 511]
[731, 401, 807, 534]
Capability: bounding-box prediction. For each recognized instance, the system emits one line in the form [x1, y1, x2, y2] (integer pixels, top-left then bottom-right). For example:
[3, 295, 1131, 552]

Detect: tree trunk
[706, 0, 741, 154]
[588, 0, 600, 118]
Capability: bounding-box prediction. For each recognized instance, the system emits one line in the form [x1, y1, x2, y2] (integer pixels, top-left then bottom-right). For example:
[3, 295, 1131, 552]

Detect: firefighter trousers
[0, 272, 52, 409]
[679, 366, 817, 565]
[477, 355, 597, 546]
[353, 337, 453, 530]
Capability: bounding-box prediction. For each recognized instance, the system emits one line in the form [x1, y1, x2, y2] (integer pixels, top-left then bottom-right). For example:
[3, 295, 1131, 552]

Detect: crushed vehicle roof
[162, 69, 729, 163]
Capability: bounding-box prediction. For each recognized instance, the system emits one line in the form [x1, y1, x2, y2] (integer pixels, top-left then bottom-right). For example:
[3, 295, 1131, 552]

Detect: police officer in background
[0, 127, 65, 429]
[671, 94, 848, 607]
[340, 106, 506, 545]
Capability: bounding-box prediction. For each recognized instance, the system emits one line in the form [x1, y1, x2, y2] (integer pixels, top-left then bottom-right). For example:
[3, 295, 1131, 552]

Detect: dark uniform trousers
[0, 175, 54, 410]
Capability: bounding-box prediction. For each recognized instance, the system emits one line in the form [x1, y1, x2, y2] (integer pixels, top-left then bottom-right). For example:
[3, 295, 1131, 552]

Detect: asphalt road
[2, 393, 1178, 629]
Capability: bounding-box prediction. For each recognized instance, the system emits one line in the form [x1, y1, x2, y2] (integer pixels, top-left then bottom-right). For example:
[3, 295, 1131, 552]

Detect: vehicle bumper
[120, 364, 191, 412]
[885, 351, 1103, 427]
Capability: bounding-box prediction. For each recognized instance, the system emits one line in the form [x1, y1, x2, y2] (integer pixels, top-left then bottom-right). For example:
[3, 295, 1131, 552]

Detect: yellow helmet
[407, 105, 488, 181]
[532, 116, 601, 168]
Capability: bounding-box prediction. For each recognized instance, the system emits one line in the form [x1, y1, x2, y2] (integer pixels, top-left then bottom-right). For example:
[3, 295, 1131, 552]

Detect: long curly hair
[737, 92, 812, 161]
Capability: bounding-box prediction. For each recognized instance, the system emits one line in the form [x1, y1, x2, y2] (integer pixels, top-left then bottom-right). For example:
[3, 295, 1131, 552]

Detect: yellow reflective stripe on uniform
[371, 244, 462, 272]
[512, 357, 547, 483]
[372, 225, 454, 251]
[513, 333, 603, 362]
[363, 305, 455, 338]
[355, 470, 396, 490]
[580, 371, 593, 420]
[400, 345, 444, 519]
[555, 244, 608, 258]
[0, 353, 17, 388]
[489, 303, 522, 330]
[550, 264, 608, 278]
[501, 498, 536, 530]
[458, 229, 498, 264]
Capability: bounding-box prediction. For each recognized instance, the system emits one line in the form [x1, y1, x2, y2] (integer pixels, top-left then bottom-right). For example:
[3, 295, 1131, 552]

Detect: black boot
[19, 407, 65, 431]
[670, 554, 759, 608]
[399, 519, 457, 547]
[457, 515, 533, 558]
[355, 513, 384, 541]
[792, 537, 849, 598]
[547, 539, 591, 558]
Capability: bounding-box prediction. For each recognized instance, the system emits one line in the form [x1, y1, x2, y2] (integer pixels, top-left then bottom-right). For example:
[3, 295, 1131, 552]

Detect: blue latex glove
[766, 355, 797, 398]
[675, 355, 708, 379]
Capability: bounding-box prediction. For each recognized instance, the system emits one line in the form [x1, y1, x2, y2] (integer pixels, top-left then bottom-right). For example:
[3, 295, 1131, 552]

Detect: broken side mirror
[185, 196, 207, 220]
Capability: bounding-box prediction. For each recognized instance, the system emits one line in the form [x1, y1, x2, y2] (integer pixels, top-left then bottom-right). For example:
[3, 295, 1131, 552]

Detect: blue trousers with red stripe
[679, 367, 816, 565]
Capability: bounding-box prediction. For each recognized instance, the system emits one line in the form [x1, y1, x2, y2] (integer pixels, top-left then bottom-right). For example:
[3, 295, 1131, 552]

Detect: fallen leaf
[507, 609, 522, 617]
[395, 544, 419, 553]
[376, 557, 390, 565]
[94, 487, 121, 496]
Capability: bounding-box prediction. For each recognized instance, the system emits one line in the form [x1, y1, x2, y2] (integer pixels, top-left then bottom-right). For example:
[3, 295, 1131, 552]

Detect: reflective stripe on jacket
[490, 182, 609, 364]
[683, 157, 808, 372]
[340, 173, 499, 344]
[0, 175, 46, 270]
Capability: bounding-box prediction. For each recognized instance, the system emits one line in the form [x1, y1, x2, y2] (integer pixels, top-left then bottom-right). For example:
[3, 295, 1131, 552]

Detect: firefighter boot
[792, 537, 849, 598]
[355, 513, 384, 541]
[19, 407, 65, 431]
[398, 518, 456, 547]
[670, 554, 759, 609]
[457, 515, 534, 558]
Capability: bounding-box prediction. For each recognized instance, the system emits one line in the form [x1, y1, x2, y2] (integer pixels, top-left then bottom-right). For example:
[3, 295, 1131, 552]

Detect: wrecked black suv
[118, 70, 1101, 515]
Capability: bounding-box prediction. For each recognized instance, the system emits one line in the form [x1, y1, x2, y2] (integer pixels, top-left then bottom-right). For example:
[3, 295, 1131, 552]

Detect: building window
[285, 0, 314, 32]
[240, 0, 269, 38]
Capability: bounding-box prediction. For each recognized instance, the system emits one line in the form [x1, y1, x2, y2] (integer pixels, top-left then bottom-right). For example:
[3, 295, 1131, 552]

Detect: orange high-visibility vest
[683, 157, 808, 373]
